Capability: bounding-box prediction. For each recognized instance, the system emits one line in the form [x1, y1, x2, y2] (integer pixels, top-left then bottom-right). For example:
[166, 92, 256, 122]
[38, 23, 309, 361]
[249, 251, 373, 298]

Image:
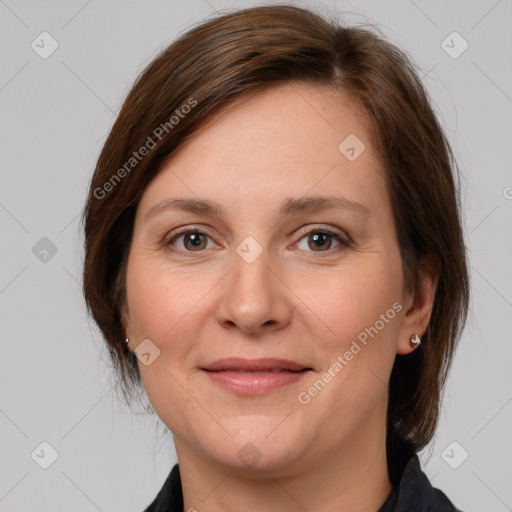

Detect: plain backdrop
[0, 0, 511, 511]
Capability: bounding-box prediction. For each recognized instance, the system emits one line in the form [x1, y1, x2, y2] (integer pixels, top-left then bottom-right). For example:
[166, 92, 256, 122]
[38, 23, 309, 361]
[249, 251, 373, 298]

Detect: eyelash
[165, 224, 351, 256]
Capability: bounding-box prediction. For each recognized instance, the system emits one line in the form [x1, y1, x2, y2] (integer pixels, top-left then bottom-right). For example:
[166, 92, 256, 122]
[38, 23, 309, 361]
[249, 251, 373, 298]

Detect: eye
[165, 224, 351, 255]
[167, 228, 216, 253]
[294, 225, 351, 253]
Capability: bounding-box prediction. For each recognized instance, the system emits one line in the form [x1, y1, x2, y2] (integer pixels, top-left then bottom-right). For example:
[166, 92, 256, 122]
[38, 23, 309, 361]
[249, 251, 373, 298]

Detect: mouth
[201, 358, 313, 395]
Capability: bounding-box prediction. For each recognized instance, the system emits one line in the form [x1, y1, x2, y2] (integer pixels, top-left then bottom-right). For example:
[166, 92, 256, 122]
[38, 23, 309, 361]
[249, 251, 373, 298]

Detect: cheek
[296, 255, 403, 414]
[126, 254, 196, 339]
[298, 259, 403, 425]
[125, 254, 224, 371]
[295, 253, 404, 352]
[125, 257, 210, 428]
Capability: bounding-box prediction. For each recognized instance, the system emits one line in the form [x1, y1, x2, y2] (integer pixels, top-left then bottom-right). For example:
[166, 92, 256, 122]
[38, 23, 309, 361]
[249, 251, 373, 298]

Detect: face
[123, 82, 423, 476]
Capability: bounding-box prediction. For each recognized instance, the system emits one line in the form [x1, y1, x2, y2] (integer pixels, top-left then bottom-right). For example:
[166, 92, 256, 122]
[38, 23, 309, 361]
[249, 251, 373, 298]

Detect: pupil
[310, 233, 331, 251]
[186, 233, 205, 250]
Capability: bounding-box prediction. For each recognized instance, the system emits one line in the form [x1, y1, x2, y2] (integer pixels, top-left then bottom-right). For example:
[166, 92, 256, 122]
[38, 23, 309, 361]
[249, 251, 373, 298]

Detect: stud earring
[410, 334, 421, 347]
[125, 338, 129, 344]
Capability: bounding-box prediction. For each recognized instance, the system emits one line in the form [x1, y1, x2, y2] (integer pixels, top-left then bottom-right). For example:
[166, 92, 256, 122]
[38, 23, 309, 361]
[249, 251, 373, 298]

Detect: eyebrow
[144, 195, 372, 221]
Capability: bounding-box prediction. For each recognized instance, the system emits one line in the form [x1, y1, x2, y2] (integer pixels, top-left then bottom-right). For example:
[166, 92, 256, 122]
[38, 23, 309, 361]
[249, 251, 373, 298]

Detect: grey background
[0, 0, 511, 510]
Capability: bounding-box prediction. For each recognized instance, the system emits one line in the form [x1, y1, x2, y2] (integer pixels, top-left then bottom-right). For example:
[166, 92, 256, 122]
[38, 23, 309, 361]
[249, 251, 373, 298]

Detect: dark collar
[378, 430, 462, 511]
[143, 433, 463, 512]
[377, 453, 462, 511]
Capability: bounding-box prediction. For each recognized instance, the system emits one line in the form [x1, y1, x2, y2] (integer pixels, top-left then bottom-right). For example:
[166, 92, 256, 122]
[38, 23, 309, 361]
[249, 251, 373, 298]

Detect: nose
[215, 247, 292, 335]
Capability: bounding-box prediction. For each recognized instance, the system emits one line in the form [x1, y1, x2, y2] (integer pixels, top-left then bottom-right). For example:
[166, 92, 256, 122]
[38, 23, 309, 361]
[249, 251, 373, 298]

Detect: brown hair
[82, 4, 469, 452]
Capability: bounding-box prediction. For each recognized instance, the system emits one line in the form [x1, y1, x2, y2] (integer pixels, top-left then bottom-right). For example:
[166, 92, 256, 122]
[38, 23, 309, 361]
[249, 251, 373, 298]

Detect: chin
[194, 415, 314, 476]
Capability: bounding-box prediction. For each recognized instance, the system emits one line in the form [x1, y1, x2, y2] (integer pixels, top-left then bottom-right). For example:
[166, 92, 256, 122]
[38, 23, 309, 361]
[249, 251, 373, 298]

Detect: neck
[175, 416, 392, 512]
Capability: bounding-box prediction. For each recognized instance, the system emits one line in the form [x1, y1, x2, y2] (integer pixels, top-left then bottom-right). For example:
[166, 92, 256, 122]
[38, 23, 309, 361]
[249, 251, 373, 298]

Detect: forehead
[181, 82, 372, 157]
[138, 82, 386, 216]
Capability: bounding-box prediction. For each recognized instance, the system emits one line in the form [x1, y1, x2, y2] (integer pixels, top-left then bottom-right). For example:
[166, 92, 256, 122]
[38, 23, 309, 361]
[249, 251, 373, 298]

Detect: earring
[410, 334, 421, 347]
[125, 338, 129, 344]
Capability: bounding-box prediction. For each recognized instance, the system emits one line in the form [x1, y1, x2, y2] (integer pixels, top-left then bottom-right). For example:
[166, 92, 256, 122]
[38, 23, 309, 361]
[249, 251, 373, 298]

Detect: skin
[122, 82, 438, 512]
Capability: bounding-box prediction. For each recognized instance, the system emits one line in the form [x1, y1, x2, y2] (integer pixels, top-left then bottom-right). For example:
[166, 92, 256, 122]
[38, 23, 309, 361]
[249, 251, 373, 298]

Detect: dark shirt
[143, 433, 463, 511]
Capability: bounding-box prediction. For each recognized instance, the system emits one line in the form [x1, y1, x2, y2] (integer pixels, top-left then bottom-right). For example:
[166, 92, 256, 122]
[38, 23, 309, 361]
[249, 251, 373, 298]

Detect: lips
[201, 357, 311, 372]
[201, 358, 313, 395]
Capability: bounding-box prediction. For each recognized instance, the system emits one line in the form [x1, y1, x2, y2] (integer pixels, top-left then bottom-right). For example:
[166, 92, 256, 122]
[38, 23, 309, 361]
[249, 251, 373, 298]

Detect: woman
[82, 5, 469, 511]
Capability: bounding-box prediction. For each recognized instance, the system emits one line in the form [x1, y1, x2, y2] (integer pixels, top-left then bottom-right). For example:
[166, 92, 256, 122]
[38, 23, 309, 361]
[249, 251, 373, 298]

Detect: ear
[396, 255, 439, 355]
